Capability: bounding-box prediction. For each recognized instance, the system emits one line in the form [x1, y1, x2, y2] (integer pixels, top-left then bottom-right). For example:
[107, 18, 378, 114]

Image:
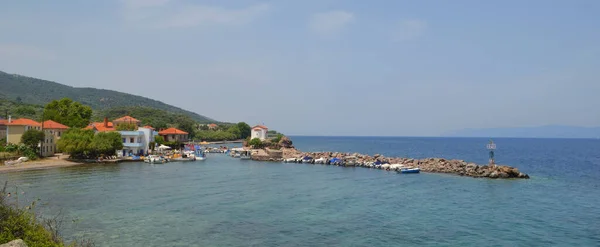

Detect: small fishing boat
[240, 150, 251, 160]
[172, 157, 196, 162]
[314, 157, 327, 164]
[399, 167, 420, 174]
[328, 157, 342, 165]
[283, 158, 298, 163]
[194, 149, 207, 161]
[301, 156, 314, 163]
[145, 155, 167, 164]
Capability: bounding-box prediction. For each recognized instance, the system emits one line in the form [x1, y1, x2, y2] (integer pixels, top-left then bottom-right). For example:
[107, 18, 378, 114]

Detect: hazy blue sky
[1, 0, 599, 136]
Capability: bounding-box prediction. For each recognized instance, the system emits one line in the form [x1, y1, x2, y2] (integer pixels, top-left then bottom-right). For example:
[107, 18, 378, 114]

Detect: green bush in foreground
[0, 183, 94, 247]
[0, 184, 61, 246]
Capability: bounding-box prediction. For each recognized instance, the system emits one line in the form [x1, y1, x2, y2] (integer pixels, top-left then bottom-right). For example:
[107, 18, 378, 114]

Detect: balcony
[123, 142, 144, 148]
[118, 131, 144, 136]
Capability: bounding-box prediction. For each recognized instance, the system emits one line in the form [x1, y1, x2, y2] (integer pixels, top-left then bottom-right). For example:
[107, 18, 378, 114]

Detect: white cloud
[309, 10, 354, 35]
[0, 44, 56, 60]
[120, 0, 271, 28]
[392, 19, 427, 41]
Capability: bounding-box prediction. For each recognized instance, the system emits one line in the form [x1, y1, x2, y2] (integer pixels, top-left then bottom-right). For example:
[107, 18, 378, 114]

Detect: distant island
[445, 125, 600, 139]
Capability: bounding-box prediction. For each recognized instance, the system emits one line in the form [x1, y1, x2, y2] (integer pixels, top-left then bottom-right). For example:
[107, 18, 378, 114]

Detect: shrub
[21, 129, 45, 151]
[248, 138, 263, 149]
[0, 182, 62, 246]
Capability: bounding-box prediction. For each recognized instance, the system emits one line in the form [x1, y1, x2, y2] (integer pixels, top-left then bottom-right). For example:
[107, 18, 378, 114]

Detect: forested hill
[0, 70, 215, 123]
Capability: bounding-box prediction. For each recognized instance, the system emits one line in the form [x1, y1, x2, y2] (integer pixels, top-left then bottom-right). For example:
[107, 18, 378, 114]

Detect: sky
[0, 0, 599, 136]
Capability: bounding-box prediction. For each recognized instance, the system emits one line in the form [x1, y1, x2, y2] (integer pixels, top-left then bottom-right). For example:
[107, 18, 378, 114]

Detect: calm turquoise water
[1, 137, 599, 246]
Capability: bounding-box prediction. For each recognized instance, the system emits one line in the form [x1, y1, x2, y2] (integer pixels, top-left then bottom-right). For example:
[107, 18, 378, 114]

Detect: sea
[1, 136, 599, 246]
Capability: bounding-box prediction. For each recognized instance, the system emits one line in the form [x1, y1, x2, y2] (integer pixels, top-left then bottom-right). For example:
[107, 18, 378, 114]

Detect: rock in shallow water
[0, 239, 27, 247]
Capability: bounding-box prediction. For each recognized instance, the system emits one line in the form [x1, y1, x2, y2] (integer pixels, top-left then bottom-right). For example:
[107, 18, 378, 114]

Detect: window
[123, 138, 126, 143]
[58, 132, 61, 137]
[137, 137, 142, 143]
[130, 137, 134, 143]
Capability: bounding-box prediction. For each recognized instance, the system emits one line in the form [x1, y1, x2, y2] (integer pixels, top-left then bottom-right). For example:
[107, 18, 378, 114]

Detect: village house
[85, 117, 157, 157]
[158, 127, 189, 142]
[85, 118, 115, 132]
[0, 119, 7, 141]
[208, 123, 218, 130]
[42, 120, 69, 154]
[117, 126, 157, 157]
[5, 117, 55, 157]
[251, 125, 268, 141]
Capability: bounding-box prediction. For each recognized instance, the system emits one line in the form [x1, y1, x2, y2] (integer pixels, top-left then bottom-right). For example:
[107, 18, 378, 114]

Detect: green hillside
[0, 98, 43, 120]
[0, 70, 215, 123]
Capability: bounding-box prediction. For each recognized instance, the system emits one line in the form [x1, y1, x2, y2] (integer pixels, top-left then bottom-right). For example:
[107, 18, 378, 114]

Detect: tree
[116, 122, 137, 131]
[21, 129, 45, 151]
[15, 106, 37, 116]
[272, 133, 284, 143]
[248, 138, 263, 149]
[43, 98, 93, 128]
[57, 128, 95, 158]
[236, 122, 251, 139]
[226, 125, 242, 139]
[154, 136, 165, 145]
[175, 115, 197, 138]
[90, 132, 123, 157]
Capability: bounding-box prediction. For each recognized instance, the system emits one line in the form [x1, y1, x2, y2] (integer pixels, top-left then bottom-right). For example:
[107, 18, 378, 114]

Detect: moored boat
[399, 167, 420, 174]
[144, 155, 167, 163]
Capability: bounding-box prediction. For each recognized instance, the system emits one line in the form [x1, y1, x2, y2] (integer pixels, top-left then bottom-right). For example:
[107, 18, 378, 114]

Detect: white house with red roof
[251, 125, 268, 141]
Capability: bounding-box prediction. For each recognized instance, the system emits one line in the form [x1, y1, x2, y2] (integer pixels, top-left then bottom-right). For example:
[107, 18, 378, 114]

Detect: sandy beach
[0, 156, 83, 173]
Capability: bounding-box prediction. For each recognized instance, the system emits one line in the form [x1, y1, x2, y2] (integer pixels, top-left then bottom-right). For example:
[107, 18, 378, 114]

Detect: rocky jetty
[273, 148, 529, 179]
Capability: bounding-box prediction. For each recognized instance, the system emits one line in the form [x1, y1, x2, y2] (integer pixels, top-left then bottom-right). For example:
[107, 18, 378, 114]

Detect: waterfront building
[117, 127, 157, 157]
[0, 118, 7, 141]
[6, 118, 42, 144]
[158, 128, 189, 142]
[42, 120, 69, 155]
[251, 125, 268, 141]
[5, 118, 56, 157]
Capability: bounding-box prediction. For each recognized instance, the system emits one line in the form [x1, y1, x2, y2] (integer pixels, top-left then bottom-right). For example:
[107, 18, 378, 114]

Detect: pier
[250, 147, 530, 179]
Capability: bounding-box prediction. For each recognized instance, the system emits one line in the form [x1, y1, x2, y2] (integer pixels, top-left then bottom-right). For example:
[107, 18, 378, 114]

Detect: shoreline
[0, 157, 84, 173]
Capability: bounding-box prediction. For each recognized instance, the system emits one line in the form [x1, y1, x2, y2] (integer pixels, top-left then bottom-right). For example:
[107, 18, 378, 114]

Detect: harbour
[1, 136, 598, 246]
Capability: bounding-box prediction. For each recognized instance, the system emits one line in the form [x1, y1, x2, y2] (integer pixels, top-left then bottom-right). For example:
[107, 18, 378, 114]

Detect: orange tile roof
[42, 120, 69, 129]
[208, 123, 218, 127]
[88, 121, 114, 128]
[113, 115, 140, 123]
[7, 118, 42, 127]
[0, 119, 8, 125]
[142, 125, 155, 130]
[252, 125, 268, 130]
[158, 127, 188, 135]
[86, 121, 115, 132]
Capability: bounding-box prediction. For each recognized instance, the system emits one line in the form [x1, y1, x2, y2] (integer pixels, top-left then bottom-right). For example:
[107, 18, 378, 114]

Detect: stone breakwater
[254, 148, 529, 179]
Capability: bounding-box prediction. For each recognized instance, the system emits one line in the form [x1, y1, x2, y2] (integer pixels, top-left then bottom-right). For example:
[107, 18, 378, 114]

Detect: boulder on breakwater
[276, 148, 529, 179]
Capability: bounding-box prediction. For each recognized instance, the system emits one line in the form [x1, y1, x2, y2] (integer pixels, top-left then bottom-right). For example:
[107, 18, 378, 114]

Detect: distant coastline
[445, 125, 600, 139]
